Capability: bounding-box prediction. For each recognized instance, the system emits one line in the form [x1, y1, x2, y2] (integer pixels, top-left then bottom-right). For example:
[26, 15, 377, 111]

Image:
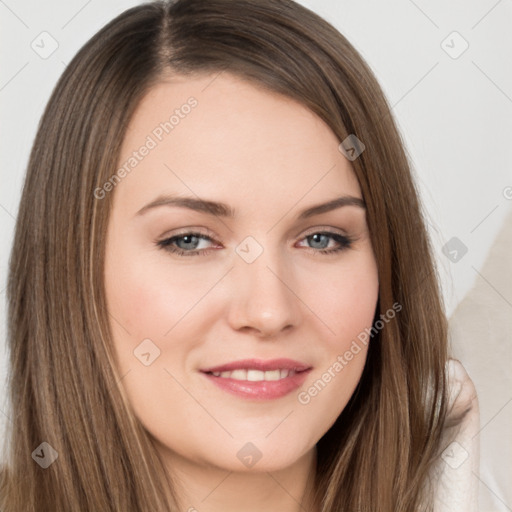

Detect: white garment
[433, 359, 480, 511]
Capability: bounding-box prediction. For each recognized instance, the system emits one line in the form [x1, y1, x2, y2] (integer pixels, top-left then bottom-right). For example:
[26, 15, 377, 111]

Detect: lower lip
[201, 370, 311, 400]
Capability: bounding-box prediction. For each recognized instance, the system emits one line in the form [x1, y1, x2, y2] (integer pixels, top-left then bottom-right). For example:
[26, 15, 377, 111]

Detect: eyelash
[156, 230, 354, 257]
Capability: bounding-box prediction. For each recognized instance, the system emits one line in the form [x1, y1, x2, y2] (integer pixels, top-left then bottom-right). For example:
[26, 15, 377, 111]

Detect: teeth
[247, 369, 264, 381]
[230, 369, 247, 380]
[263, 370, 281, 381]
[210, 369, 298, 381]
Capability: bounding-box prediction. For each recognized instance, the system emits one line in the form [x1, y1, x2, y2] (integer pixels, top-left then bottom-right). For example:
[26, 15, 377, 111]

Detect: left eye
[298, 233, 341, 250]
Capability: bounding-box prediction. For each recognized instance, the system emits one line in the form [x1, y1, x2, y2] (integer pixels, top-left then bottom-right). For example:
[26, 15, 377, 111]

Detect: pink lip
[200, 358, 311, 373]
[200, 358, 312, 401]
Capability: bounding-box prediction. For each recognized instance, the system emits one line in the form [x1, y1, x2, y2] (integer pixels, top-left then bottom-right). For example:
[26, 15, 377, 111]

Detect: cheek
[308, 251, 379, 349]
[295, 252, 378, 425]
[104, 240, 181, 380]
[103, 248, 207, 436]
[105, 248, 216, 341]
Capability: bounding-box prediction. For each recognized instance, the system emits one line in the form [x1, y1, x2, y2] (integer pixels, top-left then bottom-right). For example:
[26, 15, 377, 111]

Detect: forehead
[114, 72, 361, 214]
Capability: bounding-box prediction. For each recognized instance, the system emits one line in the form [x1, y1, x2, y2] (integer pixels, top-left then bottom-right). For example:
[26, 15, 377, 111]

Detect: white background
[1, 1, 511, 510]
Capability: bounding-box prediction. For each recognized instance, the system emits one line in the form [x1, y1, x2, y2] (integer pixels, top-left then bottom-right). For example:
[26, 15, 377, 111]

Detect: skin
[104, 71, 379, 511]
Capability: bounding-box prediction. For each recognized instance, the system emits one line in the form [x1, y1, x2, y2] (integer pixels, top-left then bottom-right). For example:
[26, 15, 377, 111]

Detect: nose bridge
[228, 238, 301, 335]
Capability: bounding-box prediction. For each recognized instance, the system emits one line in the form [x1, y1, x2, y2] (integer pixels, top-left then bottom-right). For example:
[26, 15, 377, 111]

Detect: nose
[226, 247, 302, 338]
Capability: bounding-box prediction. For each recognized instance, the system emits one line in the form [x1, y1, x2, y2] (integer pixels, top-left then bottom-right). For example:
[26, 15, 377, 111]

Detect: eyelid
[295, 225, 351, 239]
[158, 226, 219, 240]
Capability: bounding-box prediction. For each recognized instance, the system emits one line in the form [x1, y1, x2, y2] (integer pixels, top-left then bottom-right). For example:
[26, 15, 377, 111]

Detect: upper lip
[200, 358, 312, 373]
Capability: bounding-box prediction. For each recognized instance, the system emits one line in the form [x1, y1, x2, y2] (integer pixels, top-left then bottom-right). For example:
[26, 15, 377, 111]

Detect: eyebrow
[135, 194, 365, 219]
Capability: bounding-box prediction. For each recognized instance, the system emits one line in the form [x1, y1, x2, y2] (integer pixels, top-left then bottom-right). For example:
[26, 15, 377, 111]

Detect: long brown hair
[1, 0, 449, 510]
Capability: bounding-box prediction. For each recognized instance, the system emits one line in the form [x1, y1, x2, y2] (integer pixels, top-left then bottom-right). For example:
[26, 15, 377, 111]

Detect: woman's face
[104, 72, 379, 474]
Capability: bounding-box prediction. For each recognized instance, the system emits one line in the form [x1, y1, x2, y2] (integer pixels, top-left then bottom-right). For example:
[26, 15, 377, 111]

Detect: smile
[200, 359, 312, 400]
[208, 369, 299, 381]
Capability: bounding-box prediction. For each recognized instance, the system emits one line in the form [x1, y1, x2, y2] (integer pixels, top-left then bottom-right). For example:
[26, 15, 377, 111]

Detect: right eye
[156, 232, 220, 256]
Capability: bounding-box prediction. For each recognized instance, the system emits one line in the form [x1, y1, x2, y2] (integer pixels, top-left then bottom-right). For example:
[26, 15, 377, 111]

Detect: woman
[0, 0, 478, 510]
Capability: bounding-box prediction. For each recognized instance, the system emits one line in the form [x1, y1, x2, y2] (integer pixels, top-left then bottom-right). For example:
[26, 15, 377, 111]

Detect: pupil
[309, 234, 328, 249]
[177, 235, 199, 250]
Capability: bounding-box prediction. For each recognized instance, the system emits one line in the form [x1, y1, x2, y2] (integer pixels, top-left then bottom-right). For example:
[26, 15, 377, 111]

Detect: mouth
[205, 368, 303, 381]
[199, 358, 312, 400]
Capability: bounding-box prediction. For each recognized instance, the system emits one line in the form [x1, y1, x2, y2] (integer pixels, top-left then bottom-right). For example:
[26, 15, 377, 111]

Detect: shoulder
[431, 359, 480, 512]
